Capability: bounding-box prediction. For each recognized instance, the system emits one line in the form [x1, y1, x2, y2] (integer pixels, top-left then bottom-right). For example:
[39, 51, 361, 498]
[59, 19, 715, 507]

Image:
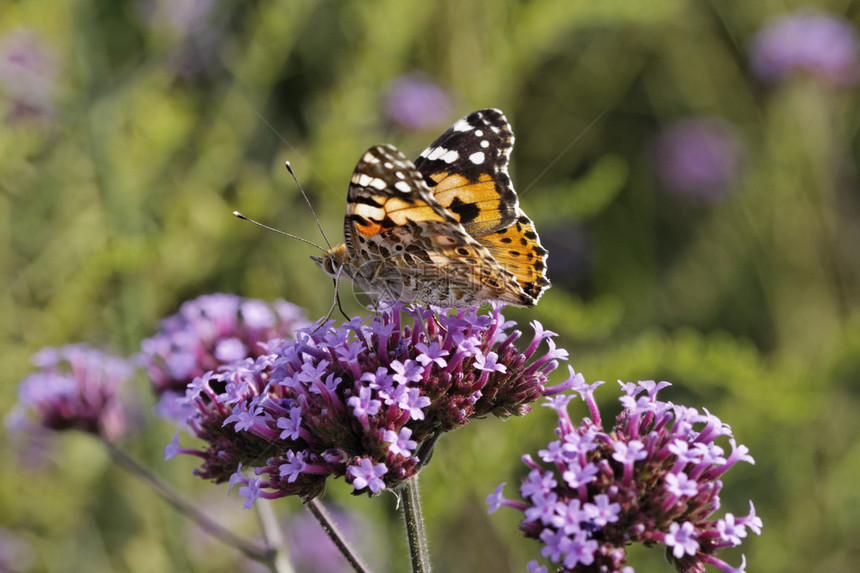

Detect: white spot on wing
[440, 149, 459, 163]
[394, 181, 412, 193]
[355, 173, 373, 187]
[427, 146, 447, 161]
[370, 177, 387, 190]
[383, 162, 393, 169]
[363, 152, 380, 164]
[468, 151, 485, 164]
[395, 171, 405, 179]
[452, 118, 473, 132]
[480, 140, 489, 148]
[475, 130, 483, 137]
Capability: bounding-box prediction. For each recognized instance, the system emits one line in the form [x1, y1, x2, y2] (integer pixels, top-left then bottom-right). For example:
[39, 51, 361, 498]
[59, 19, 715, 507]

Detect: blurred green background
[2, 0, 860, 571]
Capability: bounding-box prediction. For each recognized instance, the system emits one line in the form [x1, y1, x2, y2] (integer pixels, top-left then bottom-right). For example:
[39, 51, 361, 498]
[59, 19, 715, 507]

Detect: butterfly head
[311, 243, 349, 279]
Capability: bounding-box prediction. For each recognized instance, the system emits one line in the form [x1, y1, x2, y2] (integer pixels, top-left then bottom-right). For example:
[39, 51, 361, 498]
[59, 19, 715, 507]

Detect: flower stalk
[304, 498, 372, 573]
[101, 439, 274, 565]
[401, 475, 431, 573]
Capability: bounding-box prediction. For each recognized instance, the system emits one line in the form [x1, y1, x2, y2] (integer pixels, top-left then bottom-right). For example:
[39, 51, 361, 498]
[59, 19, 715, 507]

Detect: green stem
[401, 475, 431, 573]
[255, 501, 294, 573]
[101, 439, 273, 565]
[304, 498, 372, 573]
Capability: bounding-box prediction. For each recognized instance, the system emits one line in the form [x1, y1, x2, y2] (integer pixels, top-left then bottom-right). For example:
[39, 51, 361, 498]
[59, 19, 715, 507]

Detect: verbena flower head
[168, 303, 573, 502]
[750, 9, 860, 87]
[384, 71, 452, 130]
[7, 344, 134, 441]
[652, 118, 745, 201]
[487, 376, 761, 573]
[138, 293, 308, 420]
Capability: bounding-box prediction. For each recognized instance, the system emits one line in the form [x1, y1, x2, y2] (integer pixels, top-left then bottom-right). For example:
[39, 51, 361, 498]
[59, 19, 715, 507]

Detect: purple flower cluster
[6, 344, 134, 441]
[487, 376, 761, 573]
[167, 303, 572, 503]
[652, 118, 745, 201]
[750, 10, 860, 87]
[139, 293, 308, 420]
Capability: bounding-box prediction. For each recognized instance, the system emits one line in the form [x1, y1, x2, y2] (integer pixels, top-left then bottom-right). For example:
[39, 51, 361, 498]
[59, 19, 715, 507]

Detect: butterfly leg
[311, 266, 348, 333]
[335, 289, 348, 321]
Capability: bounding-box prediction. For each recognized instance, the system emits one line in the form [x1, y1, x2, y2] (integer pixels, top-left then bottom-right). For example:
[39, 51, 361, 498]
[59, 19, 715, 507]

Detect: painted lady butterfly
[312, 108, 550, 308]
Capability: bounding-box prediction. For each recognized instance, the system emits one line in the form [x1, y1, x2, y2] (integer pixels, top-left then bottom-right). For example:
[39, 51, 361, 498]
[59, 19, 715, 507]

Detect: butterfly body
[312, 109, 549, 308]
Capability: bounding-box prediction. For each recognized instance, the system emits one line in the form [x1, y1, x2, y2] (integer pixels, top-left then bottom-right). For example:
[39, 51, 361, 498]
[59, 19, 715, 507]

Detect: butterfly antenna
[232, 211, 326, 252]
[285, 161, 332, 250]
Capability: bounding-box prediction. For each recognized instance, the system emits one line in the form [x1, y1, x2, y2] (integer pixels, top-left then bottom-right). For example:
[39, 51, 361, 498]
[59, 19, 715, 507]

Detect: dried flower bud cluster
[488, 376, 761, 573]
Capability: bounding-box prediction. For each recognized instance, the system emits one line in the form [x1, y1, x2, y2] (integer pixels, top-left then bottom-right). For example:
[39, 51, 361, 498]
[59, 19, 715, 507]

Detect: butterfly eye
[325, 256, 337, 275]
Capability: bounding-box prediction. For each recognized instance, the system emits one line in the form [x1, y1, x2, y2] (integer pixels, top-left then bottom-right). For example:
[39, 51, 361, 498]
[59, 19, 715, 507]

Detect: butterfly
[311, 108, 549, 308]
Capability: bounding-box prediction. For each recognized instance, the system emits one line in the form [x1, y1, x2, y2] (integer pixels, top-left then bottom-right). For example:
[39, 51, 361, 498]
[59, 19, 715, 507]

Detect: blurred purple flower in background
[138, 293, 308, 422]
[750, 10, 860, 87]
[384, 72, 453, 130]
[652, 118, 745, 201]
[0, 528, 34, 573]
[137, 0, 226, 78]
[7, 344, 135, 441]
[0, 29, 58, 122]
[488, 378, 761, 572]
[285, 507, 384, 573]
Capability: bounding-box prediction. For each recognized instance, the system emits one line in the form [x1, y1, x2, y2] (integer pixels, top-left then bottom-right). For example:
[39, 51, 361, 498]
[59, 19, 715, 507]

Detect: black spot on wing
[413, 109, 519, 230]
[447, 196, 480, 225]
[354, 195, 384, 207]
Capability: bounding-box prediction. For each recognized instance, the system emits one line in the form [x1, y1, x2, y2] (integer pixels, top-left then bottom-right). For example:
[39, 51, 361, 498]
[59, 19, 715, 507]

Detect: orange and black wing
[474, 210, 550, 304]
[413, 108, 519, 236]
[343, 144, 461, 259]
[413, 109, 550, 304]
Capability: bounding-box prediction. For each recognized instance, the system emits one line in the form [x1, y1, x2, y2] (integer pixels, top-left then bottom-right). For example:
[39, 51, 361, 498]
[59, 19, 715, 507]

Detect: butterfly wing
[414, 109, 519, 236]
[414, 109, 550, 304]
[343, 144, 455, 257]
[343, 144, 532, 307]
[474, 211, 550, 303]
